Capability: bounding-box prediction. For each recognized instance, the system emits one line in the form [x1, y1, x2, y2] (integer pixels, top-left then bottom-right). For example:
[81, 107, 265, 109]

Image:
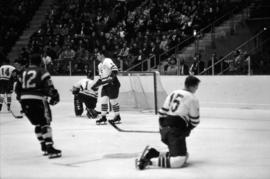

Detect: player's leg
[0, 94, 4, 111]
[136, 129, 188, 169]
[136, 145, 187, 169]
[6, 93, 12, 111]
[136, 146, 160, 170]
[40, 100, 62, 158]
[109, 98, 121, 123]
[34, 125, 47, 155]
[21, 99, 48, 155]
[41, 100, 61, 158]
[21, 99, 61, 158]
[152, 132, 188, 168]
[150, 152, 188, 168]
[84, 95, 98, 119]
[96, 96, 109, 124]
[6, 80, 14, 111]
[107, 84, 121, 123]
[96, 87, 110, 124]
[74, 94, 83, 116]
[0, 80, 4, 111]
[41, 124, 61, 159]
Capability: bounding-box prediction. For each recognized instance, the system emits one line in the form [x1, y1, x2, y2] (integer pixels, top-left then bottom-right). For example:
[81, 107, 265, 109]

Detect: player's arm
[72, 82, 82, 95]
[100, 70, 118, 84]
[188, 98, 200, 130]
[14, 79, 22, 102]
[10, 69, 18, 84]
[43, 77, 60, 105]
[91, 71, 117, 90]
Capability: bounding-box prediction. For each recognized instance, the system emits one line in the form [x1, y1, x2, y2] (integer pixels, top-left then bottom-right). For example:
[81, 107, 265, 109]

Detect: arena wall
[52, 75, 270, 109]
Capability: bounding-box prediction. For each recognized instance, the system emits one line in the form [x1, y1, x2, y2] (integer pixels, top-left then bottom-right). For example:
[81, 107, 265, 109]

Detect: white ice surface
[1, 99, 270, 179]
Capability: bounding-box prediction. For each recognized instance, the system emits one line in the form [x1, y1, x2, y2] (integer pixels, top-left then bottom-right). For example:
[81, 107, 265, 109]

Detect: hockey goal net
[117, 71, 167, 114]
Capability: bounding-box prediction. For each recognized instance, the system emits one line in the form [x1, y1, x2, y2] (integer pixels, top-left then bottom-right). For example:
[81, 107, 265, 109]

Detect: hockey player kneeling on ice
[136, 75, 201, 169]
[72, 71, 98, 119]
[15, 53, 61, 159]
[92, 49, 121, 125]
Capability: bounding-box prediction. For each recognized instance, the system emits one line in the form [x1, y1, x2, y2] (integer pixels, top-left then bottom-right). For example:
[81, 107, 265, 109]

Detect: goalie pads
[86, 108, 98, 119]
[49, 89, 60, 105]
[74, 95, 83, 116]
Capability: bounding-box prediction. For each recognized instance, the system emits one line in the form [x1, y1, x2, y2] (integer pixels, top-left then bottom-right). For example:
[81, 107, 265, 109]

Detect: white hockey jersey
[159, 89, 200, 128]
[73, 78, 98, 98]
[98, 58, 118, 79]
[0, 65, 16, 80]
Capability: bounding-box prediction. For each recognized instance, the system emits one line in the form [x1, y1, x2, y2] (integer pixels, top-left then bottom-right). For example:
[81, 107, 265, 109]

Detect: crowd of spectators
[3, 0, 257, 76]
[14, 0, 234, 75]
[24, 0, 142, 75]
[0, 0, 42, 56]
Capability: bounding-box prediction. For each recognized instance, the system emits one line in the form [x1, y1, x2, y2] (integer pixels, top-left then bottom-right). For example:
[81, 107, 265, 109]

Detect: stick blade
[108, 120, 158, 133]
[108, 120, 122, 131]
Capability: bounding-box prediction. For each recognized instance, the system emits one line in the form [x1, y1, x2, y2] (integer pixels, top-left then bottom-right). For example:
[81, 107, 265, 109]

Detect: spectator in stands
[18, 0, 234, 74]
[159, 35, 169, 52]
[72, 63, 82, 75]
[189, 53, 205, 75]
[129, 42, 140, 60]
[158, 59, 168, 75]
[118, 42, 130, 68]
[75, 46, 89, 62]
[149, 41, 162, 64]
[179, 59, 189, 75]
[59, 45, 75, 61]
[166, 56, 178, 75]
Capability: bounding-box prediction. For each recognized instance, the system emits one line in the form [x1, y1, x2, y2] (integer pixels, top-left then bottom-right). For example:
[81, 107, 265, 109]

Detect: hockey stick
[3, 100, 23, 119]
[108, 121, 159, 133]
[9, 109, 23, 119]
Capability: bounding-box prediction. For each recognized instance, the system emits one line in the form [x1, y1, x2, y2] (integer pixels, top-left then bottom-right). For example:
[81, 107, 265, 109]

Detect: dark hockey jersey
[16, 65, 55, 100]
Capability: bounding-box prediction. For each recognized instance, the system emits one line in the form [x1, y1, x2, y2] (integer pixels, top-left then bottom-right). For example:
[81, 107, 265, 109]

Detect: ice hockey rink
[1, 75, 270, 179]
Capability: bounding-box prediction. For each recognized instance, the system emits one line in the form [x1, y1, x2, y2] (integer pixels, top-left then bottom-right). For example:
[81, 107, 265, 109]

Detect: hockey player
[92, 49, 121, 125]
[0, 59, 16, 111]
[15, 53, 61, 159]
[136, 75, 201, 169]
[72, 71, 98, 119]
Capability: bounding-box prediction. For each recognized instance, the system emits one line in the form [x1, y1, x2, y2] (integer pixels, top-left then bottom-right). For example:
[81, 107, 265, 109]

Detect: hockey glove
[91, 79, 103, 91]
[72, 87, 80, 95]
[49, 89, 60, 105]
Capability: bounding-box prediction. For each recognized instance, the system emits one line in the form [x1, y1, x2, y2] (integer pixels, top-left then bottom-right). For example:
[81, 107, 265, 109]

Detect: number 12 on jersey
[22, 70, 37, 89]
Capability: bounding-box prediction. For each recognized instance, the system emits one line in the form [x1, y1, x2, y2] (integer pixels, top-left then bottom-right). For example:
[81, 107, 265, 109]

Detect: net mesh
[118, 71, 167, 113]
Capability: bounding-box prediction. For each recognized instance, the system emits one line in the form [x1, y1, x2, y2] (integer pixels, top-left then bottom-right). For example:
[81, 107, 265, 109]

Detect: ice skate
[96, 116, 107, 125]
[41, 142, 48, 156]
[46, 145, 62, 159]
[109, 115, 121, 124]
[136, 146, 160, 170]
[136, 145, 152, 170]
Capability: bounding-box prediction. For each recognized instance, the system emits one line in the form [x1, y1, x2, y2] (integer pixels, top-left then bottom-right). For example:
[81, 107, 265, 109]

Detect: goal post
[117, 71, 167, 114]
